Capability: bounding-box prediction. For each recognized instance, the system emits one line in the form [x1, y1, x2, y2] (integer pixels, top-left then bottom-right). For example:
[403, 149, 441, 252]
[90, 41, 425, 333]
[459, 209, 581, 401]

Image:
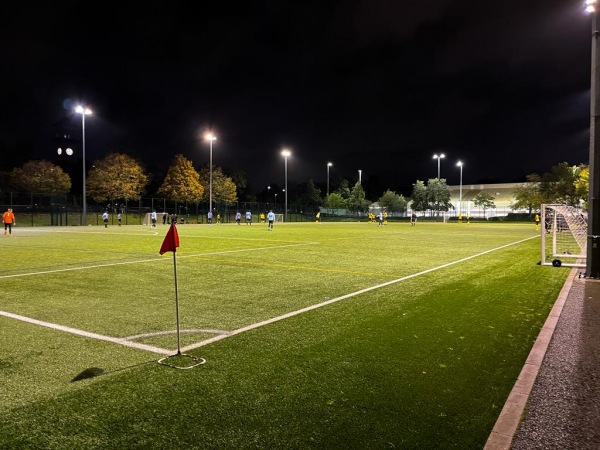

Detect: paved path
[485, 269, 600, 449]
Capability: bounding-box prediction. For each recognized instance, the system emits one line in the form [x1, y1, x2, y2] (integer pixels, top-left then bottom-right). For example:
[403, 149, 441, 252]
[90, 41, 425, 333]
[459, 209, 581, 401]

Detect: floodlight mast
[281, 149, 291, 222]
[433, 153, 445, 179]
[586, 1, 600, 278]
[75, 105, 92, 226]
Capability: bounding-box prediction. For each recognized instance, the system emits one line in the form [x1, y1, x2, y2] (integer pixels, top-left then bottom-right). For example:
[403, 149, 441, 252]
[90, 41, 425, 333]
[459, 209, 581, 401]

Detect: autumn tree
[157, 154, 204, 203]
[10, 160, 71, 194]
[198, 166, 238, 203]
[86, 153, 149, 203]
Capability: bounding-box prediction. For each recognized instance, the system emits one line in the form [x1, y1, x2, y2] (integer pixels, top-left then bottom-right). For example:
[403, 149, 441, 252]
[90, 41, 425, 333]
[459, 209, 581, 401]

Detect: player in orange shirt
[3, 208, 15, 235]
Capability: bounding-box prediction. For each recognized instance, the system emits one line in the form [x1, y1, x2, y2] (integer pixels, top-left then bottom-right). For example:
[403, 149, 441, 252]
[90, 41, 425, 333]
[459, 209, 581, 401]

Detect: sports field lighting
[281, 149, 291, 222]
[327, 162, 333, 196]
[457, 161, 464, 215]
[205, 133, 217, 213]
[75, 105, 92, 226]
[358, 169, 362, 184]
[433, 153, 445, 179]
[585, 0, 600, 277]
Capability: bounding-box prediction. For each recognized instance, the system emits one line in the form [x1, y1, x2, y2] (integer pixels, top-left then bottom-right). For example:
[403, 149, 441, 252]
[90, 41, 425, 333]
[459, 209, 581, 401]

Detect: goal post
[540, 204, 587, 268]
[142, 212, 166, 225]
[274, 213, 284, 222]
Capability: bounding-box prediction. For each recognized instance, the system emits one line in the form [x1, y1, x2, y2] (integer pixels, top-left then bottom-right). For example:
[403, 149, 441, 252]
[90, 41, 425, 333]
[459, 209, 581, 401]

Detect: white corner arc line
[180, 236, 539, 352]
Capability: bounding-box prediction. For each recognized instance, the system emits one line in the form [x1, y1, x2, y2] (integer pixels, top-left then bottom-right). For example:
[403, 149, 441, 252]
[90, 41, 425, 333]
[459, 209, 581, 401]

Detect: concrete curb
[483, 267, 579, 450]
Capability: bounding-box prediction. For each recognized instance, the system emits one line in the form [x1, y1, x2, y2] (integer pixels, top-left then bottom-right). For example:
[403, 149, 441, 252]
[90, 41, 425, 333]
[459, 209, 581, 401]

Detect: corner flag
[159, 222, 179, 255]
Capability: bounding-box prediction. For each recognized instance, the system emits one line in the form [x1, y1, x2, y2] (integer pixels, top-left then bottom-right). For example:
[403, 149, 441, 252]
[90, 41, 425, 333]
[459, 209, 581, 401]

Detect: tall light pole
[586, 0, 600, 278]
[327, 162, 333, 196]
[281, 149, 291, 222]
[75, 105, 92, 225]
[205, 133, 217, 213]
[433, 153, 445, 179]
[358, 169, 362, 184]
[457, 161, 464, 216]
[267, 185, 271, 203]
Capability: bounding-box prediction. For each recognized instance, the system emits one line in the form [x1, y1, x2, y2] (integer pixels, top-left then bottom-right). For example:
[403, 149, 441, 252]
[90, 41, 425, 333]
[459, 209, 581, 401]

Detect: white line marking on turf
[1, 235, 538, 356]
[0, 310, 172, 355]
[0, 242, 319, 279]
[179, 235, 539, 353]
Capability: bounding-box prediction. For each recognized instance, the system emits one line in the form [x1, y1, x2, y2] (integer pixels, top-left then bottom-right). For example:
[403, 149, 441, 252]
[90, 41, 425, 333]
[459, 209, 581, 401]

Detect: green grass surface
[0, 222, 569, 449]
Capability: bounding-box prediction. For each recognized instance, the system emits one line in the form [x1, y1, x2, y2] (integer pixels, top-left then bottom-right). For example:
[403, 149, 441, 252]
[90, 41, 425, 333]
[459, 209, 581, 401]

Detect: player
[245, 210, 252, 225]
[118, 212, 122, 226]
[377, 211, 384, 227]
[411, 212, 417, 226]
[3, 208, 15, 235]
[535, 214, 540, 230]
[151, 210, 157, 227]
[102, 210, 109, 228]
[207, 210, 213, 225]
[235, 211, 241, 225]
[316, 211, 321, 223]
[267, 210, 275, 231]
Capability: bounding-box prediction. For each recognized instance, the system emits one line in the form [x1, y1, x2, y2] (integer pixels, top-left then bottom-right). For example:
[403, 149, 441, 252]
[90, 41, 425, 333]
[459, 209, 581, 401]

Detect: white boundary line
[0, 242, 319, 280]
[1, 236, 538, 355]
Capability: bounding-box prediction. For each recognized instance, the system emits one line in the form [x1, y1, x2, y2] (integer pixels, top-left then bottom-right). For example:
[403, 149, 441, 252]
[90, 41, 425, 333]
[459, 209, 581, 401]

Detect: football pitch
[0, 221, 569, 449]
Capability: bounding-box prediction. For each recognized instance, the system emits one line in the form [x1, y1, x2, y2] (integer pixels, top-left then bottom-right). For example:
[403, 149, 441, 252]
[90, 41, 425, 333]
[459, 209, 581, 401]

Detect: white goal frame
[540, 204, 587, 268]
[274, 213, 284, 222]
[142, 212, 166, 226]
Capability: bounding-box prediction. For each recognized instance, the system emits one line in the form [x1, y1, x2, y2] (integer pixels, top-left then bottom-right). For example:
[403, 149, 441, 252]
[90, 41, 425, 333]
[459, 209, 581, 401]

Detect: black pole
[587, 10, 600, 278]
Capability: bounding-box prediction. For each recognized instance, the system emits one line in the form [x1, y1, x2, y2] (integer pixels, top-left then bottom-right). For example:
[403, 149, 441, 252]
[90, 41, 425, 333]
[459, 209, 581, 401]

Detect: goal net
[540, 204, 587, 268]
[275, 213, 284, 222]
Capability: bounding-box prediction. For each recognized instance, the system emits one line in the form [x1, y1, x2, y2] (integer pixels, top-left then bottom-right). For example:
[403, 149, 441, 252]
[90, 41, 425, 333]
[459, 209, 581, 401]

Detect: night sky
[0, 0, 593, 197]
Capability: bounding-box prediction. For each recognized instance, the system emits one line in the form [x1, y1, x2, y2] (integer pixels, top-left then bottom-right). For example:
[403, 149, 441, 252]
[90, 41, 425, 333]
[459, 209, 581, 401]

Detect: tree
[510, 177, 542, 214]
[198, 166, 238, 204]
[377, 190, 407, 213]
[426, 178, 452, 215]
[347, 181, 370, 213]
[298, 179, 323, 206]
[334, 178, 351, 199]
[86, 153, 149, 203]
[157, 154, 204, 203]
[324, 193, 347, 210]
[410, 180, 428, 212]
[10, 160, 71, 195]
[575, 165, 589, 210]
[473, 192, 496, 218]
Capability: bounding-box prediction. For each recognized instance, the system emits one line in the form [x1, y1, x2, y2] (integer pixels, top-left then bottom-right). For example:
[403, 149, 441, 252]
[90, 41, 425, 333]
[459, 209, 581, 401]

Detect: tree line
[2, 156, 590, 214]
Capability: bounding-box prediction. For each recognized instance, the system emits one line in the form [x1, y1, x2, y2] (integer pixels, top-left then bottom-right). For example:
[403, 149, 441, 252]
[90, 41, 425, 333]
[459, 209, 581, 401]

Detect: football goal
[142, 212, 166, 226]
[275, 213, 284, 222]
[540, 204, 587, 268]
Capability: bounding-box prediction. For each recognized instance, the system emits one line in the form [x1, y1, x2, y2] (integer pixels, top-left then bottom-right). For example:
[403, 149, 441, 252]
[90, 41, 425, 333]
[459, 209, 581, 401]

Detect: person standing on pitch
[102, 210, 109, 228]
[235, 211, 241, 225]
[151, 210, 157, 228]
[245, 210, 252, 225]
[267, 210, 275, 231]
[411, 212, 417, 226]
[377, 211, 384, 227]
[118, 212, 122, 226]
[207, 210, 213, 225]
[3, 208, 15, 235]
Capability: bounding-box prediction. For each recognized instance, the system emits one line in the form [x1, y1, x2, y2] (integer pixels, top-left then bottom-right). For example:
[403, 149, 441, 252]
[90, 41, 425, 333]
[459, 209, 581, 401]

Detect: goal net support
[142, 212, 166, 225]
[540, 204, 587, 268]
[275, 213, 284, 222]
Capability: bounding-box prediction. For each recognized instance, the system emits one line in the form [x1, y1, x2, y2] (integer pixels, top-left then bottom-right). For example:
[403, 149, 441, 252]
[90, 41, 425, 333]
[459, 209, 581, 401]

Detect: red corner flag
[159, 222, 180, 255]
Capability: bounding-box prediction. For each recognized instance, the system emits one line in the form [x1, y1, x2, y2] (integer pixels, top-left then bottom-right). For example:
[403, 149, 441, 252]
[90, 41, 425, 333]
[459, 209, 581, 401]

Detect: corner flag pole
[159, 222, 181, 354]
[172, 249, 181, 354]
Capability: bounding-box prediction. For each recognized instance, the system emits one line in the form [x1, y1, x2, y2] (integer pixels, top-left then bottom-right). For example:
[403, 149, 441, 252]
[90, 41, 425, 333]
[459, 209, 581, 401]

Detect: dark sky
[0, 0, 593, 196]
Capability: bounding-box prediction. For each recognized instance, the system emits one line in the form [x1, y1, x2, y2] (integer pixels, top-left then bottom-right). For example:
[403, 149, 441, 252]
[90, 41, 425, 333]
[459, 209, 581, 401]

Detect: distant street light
[457, 161, 464, 215]
[327, 162, 333, 196]
[75, 105, 92, 225]
[358, 169, 362, 184]
[585, 0, 600, 277]
[274, 192, 278, 204]
[281, 149, 291, 222]
[433, 153, 445, 179]
[205, 133, 217, 212]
